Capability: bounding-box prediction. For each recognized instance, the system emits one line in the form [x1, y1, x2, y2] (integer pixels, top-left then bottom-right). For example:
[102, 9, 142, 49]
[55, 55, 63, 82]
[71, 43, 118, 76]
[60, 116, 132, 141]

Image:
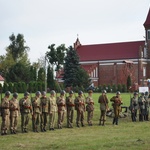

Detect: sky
[0, 0, 150, 63]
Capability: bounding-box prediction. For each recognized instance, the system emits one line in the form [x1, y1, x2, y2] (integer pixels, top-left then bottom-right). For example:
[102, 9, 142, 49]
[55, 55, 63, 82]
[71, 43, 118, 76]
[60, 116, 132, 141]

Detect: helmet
[88, 90, 93, 93]
[141, 92, 145, 96]
[5, 91, 11, 96]
[78, 90, 83, 95]
[24, 92, 30, 97]
[36, 91, 41, 96]
[145, 91, 149, 95]
[116, 91, 121, 95]
[69, 90, 74, 94]
[13, 92, 18, 98]
[50, 90, 56, 95]
[134, 92, 138, 96]
[41, 91, 46, 96]
[102, 90, 107, 94]
[60, 90, 66, 95]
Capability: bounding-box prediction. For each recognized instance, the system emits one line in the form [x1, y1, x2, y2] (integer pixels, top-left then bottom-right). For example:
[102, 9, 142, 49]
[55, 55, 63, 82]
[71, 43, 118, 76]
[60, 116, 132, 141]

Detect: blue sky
[0, 0, 150, 62]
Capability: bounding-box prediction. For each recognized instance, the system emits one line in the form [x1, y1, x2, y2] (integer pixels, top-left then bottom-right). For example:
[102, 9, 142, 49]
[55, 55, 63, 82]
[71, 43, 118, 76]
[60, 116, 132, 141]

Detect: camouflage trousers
[21, 113, 30, 132]
[33, 113, 40, 131]
[67, 109, 74, 128]
[100, 109, 107, 121]
[10, 115, 18, 131]
[1, 114, 10, 134]
[76, 110, 84, 126]
[87, 111, 93, 125]
[49, 111, 56, 129]
[57, 110, 65, 128]
[40, 112, 48, 130]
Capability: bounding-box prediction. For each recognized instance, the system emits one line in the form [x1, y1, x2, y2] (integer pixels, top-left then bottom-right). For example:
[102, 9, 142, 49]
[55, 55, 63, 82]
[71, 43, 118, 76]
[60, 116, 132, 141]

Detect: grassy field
[0, 93, 150, 150]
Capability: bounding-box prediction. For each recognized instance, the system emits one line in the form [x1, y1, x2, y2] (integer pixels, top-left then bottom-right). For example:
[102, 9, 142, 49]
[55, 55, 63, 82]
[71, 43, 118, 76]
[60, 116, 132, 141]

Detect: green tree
[63, 46, 89, 88]
[3, 82, 8, 93]
[117, 84, 122, 92]
[37, 67, 45, 82]
[47, 65, 55, 90]
[8, 82, 13, 93]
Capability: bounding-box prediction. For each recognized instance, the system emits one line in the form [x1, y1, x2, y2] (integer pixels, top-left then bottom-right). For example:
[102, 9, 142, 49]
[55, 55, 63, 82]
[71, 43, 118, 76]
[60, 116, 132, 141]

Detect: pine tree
[63, 46, 89, 88]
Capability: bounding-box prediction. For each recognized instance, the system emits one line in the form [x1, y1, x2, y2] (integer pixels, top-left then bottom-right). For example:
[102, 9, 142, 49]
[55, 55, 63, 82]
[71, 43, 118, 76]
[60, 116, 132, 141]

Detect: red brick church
[74, 8, 150, 87]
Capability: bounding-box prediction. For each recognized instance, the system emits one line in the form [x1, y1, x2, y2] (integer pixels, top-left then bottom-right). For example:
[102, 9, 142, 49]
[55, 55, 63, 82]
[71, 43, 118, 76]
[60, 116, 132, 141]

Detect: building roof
[76, 41, 145, 62]
[144, 8, 150, 29]
[0, 75, 4, 81]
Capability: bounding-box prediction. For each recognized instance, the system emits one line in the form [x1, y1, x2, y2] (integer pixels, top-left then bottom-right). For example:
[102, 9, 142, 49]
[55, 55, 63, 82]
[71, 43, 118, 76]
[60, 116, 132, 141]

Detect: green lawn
[0, 93, 149, 150]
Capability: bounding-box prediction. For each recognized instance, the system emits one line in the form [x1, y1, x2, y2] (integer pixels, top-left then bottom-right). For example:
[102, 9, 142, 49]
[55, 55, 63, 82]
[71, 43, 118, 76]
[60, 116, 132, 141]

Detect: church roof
[76, 41, 145, 62]
[144, 8, 150, 29]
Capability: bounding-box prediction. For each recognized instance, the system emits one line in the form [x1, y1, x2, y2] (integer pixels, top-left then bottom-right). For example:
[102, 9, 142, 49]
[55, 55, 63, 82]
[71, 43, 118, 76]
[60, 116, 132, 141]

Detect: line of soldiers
[129, 91, 150, 122]
[0, 89, 124, 135]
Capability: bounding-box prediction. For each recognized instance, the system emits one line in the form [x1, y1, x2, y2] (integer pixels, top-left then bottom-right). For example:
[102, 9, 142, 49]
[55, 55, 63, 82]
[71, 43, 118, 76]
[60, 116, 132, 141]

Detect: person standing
[32, 91, 41, 132]
[110, 91, 123, 125]
[40, 91, 50, 132]
[74, 91, 85, 127]
[19, 92, 32, 133]
[85, 90, 94, 126]
[9, 92, 19, 134]
[98, 90, 109, 126]
[138, 92, 146, 121]
[66, 90, 75, 128]
[56, 90, 66, 129]
[49, 90, 57, 130]
[144, 91, 150, 121]
[1, 91, 11, 135]
[129, 92, 139, 122]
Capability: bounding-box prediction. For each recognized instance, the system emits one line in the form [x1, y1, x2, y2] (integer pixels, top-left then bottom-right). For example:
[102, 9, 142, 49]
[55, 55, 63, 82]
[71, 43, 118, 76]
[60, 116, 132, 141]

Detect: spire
[144, 8, 150, 29]
[74, 34, 81, 50]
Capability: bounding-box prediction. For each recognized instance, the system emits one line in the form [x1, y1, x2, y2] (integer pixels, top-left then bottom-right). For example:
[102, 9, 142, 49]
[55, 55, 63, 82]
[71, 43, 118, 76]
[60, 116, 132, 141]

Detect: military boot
[116, 118, 118, 125]
[112, 118, 116, 125]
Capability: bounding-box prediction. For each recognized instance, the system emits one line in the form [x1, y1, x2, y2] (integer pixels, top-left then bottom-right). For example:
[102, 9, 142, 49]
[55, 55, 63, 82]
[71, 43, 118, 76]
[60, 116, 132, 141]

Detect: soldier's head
[78, 90, 83, 96]
[60, 90, 66, 96]
[24, 92, 29, 99]
[116, 91, 121, 97]
[69, 90, 74, 95]
[36, 91, 41, 97]
[133, 92, 138, 97]
[145, 91, 149, 96]
[102, 90, 107, 95]
[141, 92, 145, 96]
[50, 90, 56, 96]
[5, 91, 11, 97]
[41, 91, 46, 97]
[13, 92, 18, 99]
[88, 90, 93, 95]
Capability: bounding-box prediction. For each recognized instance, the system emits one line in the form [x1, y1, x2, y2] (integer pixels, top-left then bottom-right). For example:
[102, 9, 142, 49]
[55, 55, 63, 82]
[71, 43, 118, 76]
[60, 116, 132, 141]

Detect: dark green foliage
[47, 65, 55, 90]
[13, 82, 18, 92]
[117, 84, 122, 92]
[22, 82, 27, 92]
[122, 84, 127, 92]
[8, 82, 13, 93]
[3, 82, 8, 93]
[112, 84, 117, 92]
[30, 66, 37, 81]
[107, 84, 112, 92]
[98, 85, 102, 93]
[37, 67, 45, 82]
[63, 46, 89, 88]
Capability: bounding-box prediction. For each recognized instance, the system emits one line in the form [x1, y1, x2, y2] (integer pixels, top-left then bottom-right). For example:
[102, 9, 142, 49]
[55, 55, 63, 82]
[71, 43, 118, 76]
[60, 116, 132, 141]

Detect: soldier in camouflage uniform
[66, 90, 75, 128]
[9, 92, 19, 134]
[19, 92, 32, 133]
[57, 90, 66, 129]
[32, 91, 41, 132]
[85, 90, 94, 126]
[40, 91, 50, 132]
[49, 90, 57, 130]
[129, 92, 139, 122]
[98, 90, 109, 126]
[110, 91, 123, 125]
[144, 91, 150, 121]
[74, 91, 85, 127]
[1, 91, 11, 135]
[138, 92, 146, 121]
